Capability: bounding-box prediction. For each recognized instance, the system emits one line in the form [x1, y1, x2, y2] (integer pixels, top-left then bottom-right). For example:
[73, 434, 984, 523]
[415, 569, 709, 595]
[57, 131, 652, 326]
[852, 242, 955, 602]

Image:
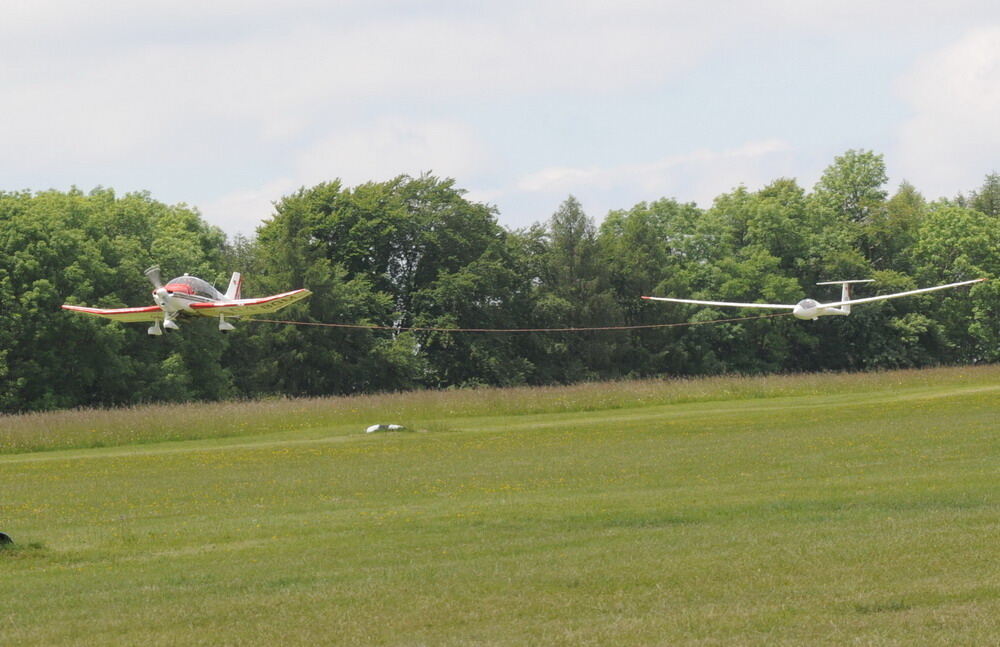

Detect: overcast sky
[3, 1, 999, 237]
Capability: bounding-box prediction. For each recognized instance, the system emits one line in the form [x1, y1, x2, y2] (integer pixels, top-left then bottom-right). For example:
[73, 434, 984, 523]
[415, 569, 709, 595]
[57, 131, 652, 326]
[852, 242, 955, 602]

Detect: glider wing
[61, 304, 164, 322]
[820, 278, 987, 308]
[641, 296, 795, 310]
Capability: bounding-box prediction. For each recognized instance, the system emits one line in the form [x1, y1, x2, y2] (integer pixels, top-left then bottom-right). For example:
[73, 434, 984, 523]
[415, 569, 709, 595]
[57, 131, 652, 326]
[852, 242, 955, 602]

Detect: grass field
[2, 366, 998, 645]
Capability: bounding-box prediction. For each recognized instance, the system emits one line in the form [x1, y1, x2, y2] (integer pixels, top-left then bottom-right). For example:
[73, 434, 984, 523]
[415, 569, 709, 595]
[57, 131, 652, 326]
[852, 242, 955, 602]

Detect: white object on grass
[365, 424, 406, 433]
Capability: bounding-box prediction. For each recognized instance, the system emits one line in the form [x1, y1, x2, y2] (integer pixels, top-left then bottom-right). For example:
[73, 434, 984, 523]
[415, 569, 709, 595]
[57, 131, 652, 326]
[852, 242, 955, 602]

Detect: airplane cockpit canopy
[165, 275, 223, 300]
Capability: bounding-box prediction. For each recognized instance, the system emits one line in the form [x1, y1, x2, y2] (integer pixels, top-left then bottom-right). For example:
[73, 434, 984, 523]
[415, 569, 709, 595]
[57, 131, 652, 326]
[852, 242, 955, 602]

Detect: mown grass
[1, 366, 998, 645]
[2, 365, 996, 454]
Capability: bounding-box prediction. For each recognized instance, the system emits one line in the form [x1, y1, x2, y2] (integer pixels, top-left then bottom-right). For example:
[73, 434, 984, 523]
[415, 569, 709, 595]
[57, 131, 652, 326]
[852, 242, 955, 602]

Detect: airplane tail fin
[817, 279, 874, 315]
[225, 272, 242, 300]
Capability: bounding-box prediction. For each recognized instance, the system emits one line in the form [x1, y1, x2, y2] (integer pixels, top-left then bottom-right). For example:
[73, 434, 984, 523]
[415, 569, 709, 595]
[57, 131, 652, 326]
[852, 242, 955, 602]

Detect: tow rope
[247, 311, 793, 333]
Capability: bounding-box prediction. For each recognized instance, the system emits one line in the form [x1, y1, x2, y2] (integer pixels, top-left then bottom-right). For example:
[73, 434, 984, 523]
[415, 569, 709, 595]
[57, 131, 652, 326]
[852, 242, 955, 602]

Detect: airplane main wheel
[0, 532, 13, 545]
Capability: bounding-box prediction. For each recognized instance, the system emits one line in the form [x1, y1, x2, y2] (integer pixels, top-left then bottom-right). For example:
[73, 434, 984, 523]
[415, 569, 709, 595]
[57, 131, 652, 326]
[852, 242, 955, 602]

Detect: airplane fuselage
[149, 275, 233, 331]
[152, 286, 228, 314]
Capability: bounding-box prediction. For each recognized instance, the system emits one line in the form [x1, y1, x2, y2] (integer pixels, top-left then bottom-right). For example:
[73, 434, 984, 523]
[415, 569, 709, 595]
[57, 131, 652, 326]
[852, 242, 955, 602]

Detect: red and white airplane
[62, 266, 311, 335]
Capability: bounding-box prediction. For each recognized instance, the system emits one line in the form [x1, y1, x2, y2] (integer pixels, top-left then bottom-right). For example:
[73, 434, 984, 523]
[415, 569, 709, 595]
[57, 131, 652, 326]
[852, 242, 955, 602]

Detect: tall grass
[2, 364, 997, 454]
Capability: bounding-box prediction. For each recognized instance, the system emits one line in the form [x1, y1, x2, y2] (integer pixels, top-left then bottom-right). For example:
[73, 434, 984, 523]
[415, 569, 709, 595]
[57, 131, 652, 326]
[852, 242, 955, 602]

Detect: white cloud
[199, 117, 487, 236]
[295, 118, 488, 188]
[205, 138, 803, 235]
[0, 5, 712, 158]
[198, 178, 299, 238]
[895, 27, 1000, 197]
[475, 139, 803, 228]
[5, 2, 1000, 235]
[515, 139, 795, 204]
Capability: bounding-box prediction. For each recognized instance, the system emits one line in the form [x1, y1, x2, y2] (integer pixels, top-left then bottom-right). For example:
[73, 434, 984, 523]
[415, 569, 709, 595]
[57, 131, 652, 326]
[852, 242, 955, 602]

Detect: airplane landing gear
[219, 316, 235, 333]
[147, 321, 163, 336]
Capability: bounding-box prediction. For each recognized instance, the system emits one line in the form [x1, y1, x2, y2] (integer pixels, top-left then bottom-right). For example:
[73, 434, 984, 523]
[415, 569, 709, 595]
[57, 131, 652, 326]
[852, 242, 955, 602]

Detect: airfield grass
[1, 366, 998, 645]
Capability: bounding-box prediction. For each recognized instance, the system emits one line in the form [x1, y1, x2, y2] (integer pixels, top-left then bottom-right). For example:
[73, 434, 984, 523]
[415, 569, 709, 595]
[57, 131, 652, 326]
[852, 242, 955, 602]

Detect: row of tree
[1, 150, 997, 412]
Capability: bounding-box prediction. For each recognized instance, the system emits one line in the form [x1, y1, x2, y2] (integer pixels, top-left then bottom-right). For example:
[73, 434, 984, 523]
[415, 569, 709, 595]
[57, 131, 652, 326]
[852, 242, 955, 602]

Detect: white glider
[642, 278, 987, 320]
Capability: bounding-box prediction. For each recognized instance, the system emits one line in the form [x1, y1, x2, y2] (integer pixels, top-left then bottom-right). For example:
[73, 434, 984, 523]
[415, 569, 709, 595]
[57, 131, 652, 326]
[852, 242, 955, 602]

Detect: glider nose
[792, 299, 820, 320]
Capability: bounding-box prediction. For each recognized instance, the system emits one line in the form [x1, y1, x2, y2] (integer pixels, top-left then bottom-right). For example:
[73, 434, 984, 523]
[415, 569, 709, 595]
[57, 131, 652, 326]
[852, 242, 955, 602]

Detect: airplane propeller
[144, 266, 164, 290]
[143, 265, 177, 333]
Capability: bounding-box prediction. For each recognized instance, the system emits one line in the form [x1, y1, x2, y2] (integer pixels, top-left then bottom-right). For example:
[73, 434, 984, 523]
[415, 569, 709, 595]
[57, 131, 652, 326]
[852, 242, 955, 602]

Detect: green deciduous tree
[814, 149, 888, 224]
[0, 189, 230, 411]
[531, 197, 624, 382]
[1, 151, 995, 412]
[969, 172, 1000, 217]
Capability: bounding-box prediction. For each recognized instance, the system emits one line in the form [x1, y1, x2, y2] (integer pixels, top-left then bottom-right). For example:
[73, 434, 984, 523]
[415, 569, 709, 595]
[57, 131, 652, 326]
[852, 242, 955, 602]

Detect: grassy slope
[1, 366, 998, 645]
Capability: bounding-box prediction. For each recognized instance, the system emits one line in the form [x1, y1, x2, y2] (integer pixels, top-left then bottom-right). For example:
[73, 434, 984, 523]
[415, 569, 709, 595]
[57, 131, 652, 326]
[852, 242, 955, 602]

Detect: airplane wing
[61, 304, 164, 322]
[190, 289, 312, 317]
[820, 278, 987, 308]
[641, 296, 796, 310]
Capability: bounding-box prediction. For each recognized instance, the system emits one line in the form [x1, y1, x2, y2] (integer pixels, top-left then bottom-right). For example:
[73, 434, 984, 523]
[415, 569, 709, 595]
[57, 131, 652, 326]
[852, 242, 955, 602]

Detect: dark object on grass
[0, 532, 12, 545]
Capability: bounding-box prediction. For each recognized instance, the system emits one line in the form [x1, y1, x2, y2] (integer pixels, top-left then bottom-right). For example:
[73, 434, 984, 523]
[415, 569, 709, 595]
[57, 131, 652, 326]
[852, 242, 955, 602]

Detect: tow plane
[642, 278, 986, 320]
[62, 266, 311, 335]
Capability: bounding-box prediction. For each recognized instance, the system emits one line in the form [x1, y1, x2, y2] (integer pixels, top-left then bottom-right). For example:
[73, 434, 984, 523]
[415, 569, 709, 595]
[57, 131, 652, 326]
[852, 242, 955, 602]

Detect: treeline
[1, 150, 997, 412]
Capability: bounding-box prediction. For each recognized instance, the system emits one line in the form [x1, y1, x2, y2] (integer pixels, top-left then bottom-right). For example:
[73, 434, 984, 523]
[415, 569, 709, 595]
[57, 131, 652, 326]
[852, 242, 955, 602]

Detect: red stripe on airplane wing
[62, 304, 162, 315]
[61, 304, 164, 322]
[189, 289, 310, 310]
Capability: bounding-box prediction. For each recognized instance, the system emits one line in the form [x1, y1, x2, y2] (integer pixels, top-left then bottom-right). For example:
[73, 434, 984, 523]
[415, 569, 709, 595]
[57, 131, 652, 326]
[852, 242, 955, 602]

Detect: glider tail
[225, 272, 242, 300]
[817, 279, 874, 315]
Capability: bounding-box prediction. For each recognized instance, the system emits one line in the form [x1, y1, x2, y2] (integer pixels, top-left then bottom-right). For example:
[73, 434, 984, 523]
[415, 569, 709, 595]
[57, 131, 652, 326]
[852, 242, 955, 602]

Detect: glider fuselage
[791, 299, 849, 320]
